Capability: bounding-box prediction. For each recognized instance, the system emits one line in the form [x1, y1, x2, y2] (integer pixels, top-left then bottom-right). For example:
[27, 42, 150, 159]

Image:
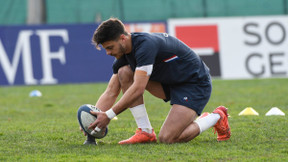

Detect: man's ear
[120, 34, 126, 41]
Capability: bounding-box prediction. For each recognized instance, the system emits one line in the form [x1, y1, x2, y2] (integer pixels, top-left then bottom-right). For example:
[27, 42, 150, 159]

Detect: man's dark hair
[92, 18, 128, 50]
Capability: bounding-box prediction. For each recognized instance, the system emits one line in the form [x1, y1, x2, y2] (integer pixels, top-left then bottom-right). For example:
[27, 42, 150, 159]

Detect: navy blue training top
[112, 32, 210, 85]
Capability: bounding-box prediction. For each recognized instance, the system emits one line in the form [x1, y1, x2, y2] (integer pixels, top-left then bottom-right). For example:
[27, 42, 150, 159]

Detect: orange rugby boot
[212, 106, 231, 141]
[118, 128, 157, 144]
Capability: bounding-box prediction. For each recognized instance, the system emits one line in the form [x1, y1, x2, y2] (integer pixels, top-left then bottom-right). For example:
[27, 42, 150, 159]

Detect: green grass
[0, 78, 287, 161]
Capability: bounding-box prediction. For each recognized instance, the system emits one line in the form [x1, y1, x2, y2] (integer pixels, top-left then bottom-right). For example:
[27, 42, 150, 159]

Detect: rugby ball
[77, 104, 108, 139]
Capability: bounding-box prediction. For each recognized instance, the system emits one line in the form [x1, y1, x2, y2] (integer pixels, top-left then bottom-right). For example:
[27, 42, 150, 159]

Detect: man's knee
[118, 66, 134, 86]
[158, 131, 176, 144]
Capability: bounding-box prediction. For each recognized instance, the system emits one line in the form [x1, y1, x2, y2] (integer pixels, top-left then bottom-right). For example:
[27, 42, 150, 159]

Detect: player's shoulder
[132, 32, 164, 46]
[132, 32, 164, 40]
[132, 32, 165, 38]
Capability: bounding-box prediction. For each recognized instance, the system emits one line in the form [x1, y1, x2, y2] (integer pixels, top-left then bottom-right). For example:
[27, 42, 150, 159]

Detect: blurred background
[1, 0, 287, 25]
[1, 0, 288, 86]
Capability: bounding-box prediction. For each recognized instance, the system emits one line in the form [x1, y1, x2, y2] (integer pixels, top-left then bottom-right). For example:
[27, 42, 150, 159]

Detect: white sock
[194, 113, 220, 134]
[129, 104, 153, 133]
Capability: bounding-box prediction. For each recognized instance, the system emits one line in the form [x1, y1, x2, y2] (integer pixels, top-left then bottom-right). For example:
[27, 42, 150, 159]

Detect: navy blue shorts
[162, 80, 212, 116]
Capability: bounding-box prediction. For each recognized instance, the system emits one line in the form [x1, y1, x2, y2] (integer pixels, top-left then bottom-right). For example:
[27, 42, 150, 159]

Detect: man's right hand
[79, 126, 87, 136]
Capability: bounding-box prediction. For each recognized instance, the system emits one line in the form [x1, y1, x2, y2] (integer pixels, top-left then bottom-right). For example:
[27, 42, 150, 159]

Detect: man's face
[102, 39, 126, 59]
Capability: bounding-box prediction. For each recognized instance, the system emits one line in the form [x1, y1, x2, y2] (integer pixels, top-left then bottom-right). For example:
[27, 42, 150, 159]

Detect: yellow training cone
[239, 107, 259, 116]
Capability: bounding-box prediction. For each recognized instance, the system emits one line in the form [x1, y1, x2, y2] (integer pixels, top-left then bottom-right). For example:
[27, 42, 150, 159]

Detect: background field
[0, 78, 287, 161]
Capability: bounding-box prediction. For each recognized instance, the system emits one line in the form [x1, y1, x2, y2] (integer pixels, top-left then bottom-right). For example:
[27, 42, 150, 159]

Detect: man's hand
[88, 111, 111, 132]
[79, 126, 87, 136]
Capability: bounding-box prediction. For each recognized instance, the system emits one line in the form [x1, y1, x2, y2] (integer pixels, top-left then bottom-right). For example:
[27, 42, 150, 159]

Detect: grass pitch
[0, 78, 287, 161]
